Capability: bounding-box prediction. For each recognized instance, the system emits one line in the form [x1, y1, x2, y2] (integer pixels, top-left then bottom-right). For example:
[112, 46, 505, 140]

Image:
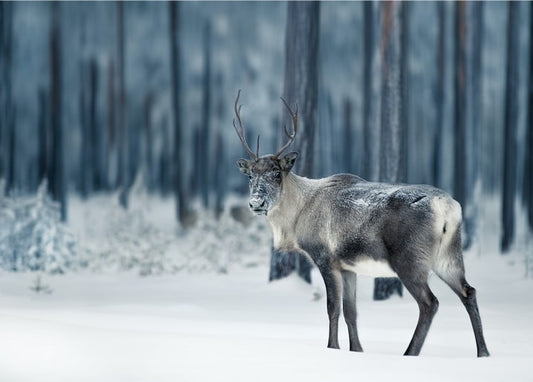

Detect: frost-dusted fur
[238, 154, 489, 357]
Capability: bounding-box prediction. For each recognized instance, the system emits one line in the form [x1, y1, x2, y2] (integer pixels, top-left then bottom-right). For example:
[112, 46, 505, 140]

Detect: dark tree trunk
[399, 1, 409, 183]
[117, 1, 129, 209]
[374, 1, 405, 301]
[191, 126, 202, 199]
[270, 1, 320, 283]
[454, 1, 470, 249]
[501, 1, 520, 253]
[282, 2, 319, 178]
[468, 1, 484, 248]
[79, 60, 91, 197]
[200, 21, 212, 209]
[0, 2, 14, 192]
[6, 111, 16, 194]
[169, 1, 195, 227]
[88, 58, 105, 191]
[433, 2, 446, 188]
[160, 117, 172, 196]
[361, 1, 374, 181]
[144, 91, 154, 191]
[214, 132, 225, 220]
[49, 2, 67, 221]
[106, 60, 116, 189]
[342, 97, 353, 173]
[525, 4, 533, 233]
[37, 88, 49, 184]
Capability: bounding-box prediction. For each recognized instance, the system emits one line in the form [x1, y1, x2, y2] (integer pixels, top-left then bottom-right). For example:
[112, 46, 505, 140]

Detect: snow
[0, 192, 532, 381]
[0, 252, 531, 382]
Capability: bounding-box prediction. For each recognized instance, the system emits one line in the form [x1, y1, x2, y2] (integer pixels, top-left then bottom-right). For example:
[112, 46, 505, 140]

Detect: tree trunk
[501, 1, 520, 253]
[374, 1, 405, 301]
[169, 1, 195, 227]
[144, 91, 154, 191]
[107, 60, 117, 189]
[0, 2, 14, 192]
[117, 1, 129, 209]
[342, 97, 353, 173]
[361, 1, 374, 181]
[469, 1, 484, 249]
[37, 88, 49, 184]
[214, 132, 225, 220]
[79, 60, 90, 197]
[49, 2, 67, 221]
[89, 58, 105, 191]
[454, 1, 471, 249]
[399, 1, 409, 183]
[433, 2, 446, 188]
[525, 4, 533, 233]
[270, 1, 319, 283]
[200, 21, 212, 209]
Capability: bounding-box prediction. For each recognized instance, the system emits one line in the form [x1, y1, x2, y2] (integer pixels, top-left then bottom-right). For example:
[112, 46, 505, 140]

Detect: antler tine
[233, 89, 258, 160]
[275, 97, 298, 158]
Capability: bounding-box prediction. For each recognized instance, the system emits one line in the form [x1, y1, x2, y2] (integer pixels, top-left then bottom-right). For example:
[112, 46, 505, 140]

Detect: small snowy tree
[0, 181, 79, 273]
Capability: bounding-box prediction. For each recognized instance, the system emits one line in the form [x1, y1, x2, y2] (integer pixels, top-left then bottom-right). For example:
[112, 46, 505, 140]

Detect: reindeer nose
[249, 197, 265, 210]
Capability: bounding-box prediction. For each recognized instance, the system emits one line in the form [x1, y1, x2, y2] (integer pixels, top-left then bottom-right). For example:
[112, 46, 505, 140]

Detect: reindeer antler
[233, 89, 259, 160]
[274, 97, 298, 158]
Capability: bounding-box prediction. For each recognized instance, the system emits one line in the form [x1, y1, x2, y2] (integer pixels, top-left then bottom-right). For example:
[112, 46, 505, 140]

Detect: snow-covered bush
[83, 195, 175, 275]
[176, 204, 272, 274]
[0, 181, 80, 273]
[77, 189, 271, 275]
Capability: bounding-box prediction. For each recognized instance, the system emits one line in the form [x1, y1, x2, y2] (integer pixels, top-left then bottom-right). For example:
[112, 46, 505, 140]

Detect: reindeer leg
[342, 271, 363, 352]
[439, 275, 490, 357]
[319, 267, 342, 349]
[399, 276, 439, 356]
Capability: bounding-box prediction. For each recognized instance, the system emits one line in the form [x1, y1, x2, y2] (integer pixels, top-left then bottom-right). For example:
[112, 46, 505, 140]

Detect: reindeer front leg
[319, 265, 342, 349]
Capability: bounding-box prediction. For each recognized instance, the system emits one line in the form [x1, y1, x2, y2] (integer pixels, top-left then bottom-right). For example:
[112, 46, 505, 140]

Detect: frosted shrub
[79, 189, 271, 275]
[0, 181, 79, 273]
[178, 205, 272, 273]
[90, 201, 174, 275]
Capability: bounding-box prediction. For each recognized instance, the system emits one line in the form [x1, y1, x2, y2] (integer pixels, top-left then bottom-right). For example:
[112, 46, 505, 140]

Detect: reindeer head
[233, 90, 299, 215]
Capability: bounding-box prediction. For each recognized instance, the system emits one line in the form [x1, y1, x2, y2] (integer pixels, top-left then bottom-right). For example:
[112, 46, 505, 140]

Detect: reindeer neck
[267, 172, 319, 226]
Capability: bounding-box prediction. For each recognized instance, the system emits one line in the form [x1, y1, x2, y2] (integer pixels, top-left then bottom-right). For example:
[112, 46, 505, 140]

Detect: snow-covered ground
[0, 253, 531, 382]
[0, 193, 532, 381]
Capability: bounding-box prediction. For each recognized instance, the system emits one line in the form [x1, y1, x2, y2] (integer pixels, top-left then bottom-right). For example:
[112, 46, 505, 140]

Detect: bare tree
[342, 97, 353, 173]
[169, 1, 195, 227]
[501, 1, 520, 253]
[433, 2, 446, 188]
[0, 2, 14, 191]
[37, 88, 49, 184]
[454, 1, 470, 248]
[270, 1, 320, 283]
[361, 1, 374, 181]
[374, 1, 406, 301]
[49, 2, 67, 221]
[525, 4, 533, 234]
[201, 21, 213, 209]
[117, 1, 129, 209]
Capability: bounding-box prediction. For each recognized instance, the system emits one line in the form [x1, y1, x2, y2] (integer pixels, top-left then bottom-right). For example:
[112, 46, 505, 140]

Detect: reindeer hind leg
[434, 227, 490, 357]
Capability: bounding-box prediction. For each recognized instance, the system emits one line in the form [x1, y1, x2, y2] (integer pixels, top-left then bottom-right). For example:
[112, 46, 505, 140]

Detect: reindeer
[232, 90, 489, 357]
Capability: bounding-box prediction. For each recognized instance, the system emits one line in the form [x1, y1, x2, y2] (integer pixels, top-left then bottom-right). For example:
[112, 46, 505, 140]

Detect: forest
[0, 1, 532, 380]
[1, 1, 531, 276]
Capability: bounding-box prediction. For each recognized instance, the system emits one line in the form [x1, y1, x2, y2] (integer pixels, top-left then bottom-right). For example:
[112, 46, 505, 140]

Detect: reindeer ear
[279, 151, 298, 173]
[237, 158, 252, 175]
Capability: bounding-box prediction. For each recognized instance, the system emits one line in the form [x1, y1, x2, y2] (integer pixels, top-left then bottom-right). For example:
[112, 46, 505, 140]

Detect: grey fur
[237, 154, 489, 357]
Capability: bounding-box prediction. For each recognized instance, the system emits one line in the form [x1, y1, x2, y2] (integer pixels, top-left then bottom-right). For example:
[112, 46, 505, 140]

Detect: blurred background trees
[1, 1, 533, 281]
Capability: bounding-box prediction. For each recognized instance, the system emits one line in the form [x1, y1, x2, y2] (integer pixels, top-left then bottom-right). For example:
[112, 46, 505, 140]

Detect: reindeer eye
[274, 171, 281, 180]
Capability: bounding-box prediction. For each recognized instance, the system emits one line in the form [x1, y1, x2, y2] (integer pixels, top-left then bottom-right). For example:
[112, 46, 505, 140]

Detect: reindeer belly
[341, 257, 398, 277]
